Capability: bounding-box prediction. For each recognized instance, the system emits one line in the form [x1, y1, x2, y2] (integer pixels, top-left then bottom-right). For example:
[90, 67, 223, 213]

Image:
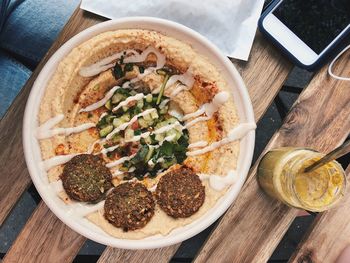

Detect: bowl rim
[23, 17, 255, 249]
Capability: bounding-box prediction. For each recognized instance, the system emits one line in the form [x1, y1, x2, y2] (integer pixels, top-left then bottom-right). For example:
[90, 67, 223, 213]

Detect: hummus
[36, 29, 255, 239]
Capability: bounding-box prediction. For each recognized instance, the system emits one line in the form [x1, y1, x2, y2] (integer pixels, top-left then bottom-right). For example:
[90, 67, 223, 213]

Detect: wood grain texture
[3, 202, 85, 263]
[0, 9, 104, 226]
[234, 31, 293, 121]
[97, 33, 292, 262]
[289, 166, 350, 263]
[194, 59, 350, 263]
[98, 245, 180, 263]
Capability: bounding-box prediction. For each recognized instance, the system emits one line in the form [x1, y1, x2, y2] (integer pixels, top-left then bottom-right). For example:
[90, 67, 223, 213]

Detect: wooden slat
[234, 31, 293, 120]
[289, 166, 350, 263]
[3, 203, 85, 263]
[98, 246, 180, 263]
[98, 32, 292, 262]
[0, 9, 104, 225]
[2, 11, 292, 263]
[194, 60, 350, 263]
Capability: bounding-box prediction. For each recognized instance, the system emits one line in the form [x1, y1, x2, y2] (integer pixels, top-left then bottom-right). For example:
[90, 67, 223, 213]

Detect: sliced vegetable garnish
[113, 64, 123, 79]
[124, 63, 133, 72]
[97, 64, 188, 180]
[156, 74, 170, 105]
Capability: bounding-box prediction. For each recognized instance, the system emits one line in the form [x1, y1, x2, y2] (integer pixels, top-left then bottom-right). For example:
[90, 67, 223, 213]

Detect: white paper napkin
[80, 0, 264, 61]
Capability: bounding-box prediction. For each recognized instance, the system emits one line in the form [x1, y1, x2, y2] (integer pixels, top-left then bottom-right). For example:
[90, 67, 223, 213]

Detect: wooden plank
[289, 166, 350, 263]
[194, 60, 350, 263]
[98, 246, 181, 263]
[0, 9, 104, 226]
[98, 32, 292, 262]
[234, 31, 293, 120]
[3, 202, 85, 263]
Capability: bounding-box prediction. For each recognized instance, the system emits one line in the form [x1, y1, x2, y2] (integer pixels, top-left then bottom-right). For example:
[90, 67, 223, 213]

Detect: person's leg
[0, 0, 79, 67]
[0, 0, 11, 32]
[0, 50, 31, 117]
[0, 0, 79, 117]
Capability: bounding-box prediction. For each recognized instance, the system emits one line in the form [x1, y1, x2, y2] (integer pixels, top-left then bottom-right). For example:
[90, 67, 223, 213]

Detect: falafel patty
[155, 167, 205, 218]
[61, 154, 113, 203]
[104, 182, 155, 231]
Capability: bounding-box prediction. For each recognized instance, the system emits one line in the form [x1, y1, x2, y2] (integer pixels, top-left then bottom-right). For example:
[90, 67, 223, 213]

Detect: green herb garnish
[113, 64, 123, 79]
[156, 74, 170, 105]
[124, 63, 133, 72]
[139, 66, 145, 73]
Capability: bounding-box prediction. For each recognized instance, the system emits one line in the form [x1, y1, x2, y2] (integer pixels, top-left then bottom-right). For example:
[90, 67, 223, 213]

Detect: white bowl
[23, 17, 255, 249]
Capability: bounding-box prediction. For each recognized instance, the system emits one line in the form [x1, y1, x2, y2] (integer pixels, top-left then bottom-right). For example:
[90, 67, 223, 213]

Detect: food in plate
[105, 182, 155, 231]
[155, 167, 205, 218]
[36, 29, 256, 239]
[61, 154, 113, 202]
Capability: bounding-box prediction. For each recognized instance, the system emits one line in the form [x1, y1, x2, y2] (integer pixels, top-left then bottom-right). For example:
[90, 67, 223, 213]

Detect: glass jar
[258, 147, 346, 212]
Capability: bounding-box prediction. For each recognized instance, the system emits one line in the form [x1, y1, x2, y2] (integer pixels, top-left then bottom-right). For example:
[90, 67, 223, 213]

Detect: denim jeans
[0, 0, 79, 117]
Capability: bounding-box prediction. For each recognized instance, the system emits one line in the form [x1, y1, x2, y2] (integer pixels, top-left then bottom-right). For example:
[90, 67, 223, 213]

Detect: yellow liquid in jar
[258, 148, 346, 212]
[292, 158, 344, 209]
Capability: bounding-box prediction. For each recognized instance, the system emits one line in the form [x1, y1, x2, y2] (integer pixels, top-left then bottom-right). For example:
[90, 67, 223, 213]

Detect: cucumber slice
[105, 100, 112, 110]
[137, 99, 144, 109]
[129, 90, 137, 96]
[145, 146, 155, 162]
[138, 117, 148, 128]
[166, 128, 183, 139]
[144, 104, 153, 110]
[155, 117, 177, 129]
[159, 99, 169, 109]
[148, 158, 155, 168]
[159, 106, 168, 115]
[165, 117, 177, 124]
[119, 165, 129, 172]
[143, 113, 152, 121]
[150, 110, 159, 119]
[111, 93, 125, 104]
[125, 128, 134, 140]
[155, 133, 165, 142]
[146, 119, 154, 126]
[105, 115, 115, 124]
[111, 134, 122, 143]
[145, 94, 153, 103]
[120, 113, 130, 122]
[175, 129, 182, 140]
[166, 129, 178, 141]
[155, 121, 165, 129]
[113, 118, 124, 128]
[161, 156, 177, 169]
[144, 135, 152, 145]
[99, 125, 113, 137]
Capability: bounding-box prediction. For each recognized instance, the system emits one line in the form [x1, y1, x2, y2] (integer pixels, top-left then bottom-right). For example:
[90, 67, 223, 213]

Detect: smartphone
[259, 0, 350, 70]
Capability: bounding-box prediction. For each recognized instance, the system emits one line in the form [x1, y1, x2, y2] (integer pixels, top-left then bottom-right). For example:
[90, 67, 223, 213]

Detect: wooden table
[1, 8, 350, 263]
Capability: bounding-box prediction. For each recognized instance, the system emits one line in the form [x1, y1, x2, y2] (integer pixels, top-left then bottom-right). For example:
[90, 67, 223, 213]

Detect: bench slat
[3, 202, 85, 263]
[194, 60, 350, 263]
[98, 245, 180, 263]
[289, 166, 350, 263]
